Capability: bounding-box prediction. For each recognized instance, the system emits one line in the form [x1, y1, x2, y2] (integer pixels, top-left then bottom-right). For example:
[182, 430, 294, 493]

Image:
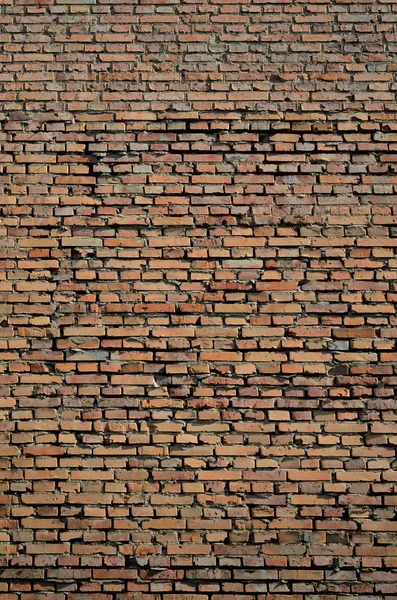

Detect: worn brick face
[1, 0, 397, 598]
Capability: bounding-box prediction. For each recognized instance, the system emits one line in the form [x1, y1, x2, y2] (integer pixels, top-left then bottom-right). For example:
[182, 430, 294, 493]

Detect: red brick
[1, 0, 396, 595]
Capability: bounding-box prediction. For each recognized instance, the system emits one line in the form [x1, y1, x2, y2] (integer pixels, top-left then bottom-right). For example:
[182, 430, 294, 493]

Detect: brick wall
[1, 0, 397, 598]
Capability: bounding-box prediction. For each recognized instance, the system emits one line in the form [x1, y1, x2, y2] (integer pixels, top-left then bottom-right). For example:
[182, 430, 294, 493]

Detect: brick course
[1, 0, 397, 598]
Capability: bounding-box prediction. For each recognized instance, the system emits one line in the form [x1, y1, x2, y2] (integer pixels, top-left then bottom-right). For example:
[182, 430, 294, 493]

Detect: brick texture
[1, 0, 397, 598]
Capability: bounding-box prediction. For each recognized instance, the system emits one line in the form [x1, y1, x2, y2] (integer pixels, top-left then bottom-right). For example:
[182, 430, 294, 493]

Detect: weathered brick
[1, 0, 396, 597]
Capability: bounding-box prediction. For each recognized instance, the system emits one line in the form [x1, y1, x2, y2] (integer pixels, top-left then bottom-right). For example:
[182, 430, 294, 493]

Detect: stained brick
[1, 0, 396, 597]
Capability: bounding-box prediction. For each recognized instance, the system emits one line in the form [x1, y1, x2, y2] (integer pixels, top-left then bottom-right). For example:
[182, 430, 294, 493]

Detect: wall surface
[1, 0, 397, 598]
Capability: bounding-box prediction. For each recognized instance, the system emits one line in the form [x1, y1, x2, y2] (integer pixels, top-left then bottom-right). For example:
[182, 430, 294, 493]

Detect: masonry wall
[1, 0, 397, 598]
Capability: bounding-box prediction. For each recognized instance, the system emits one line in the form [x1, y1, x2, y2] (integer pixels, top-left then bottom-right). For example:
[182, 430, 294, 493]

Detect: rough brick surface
[1, 0, 397, 598]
